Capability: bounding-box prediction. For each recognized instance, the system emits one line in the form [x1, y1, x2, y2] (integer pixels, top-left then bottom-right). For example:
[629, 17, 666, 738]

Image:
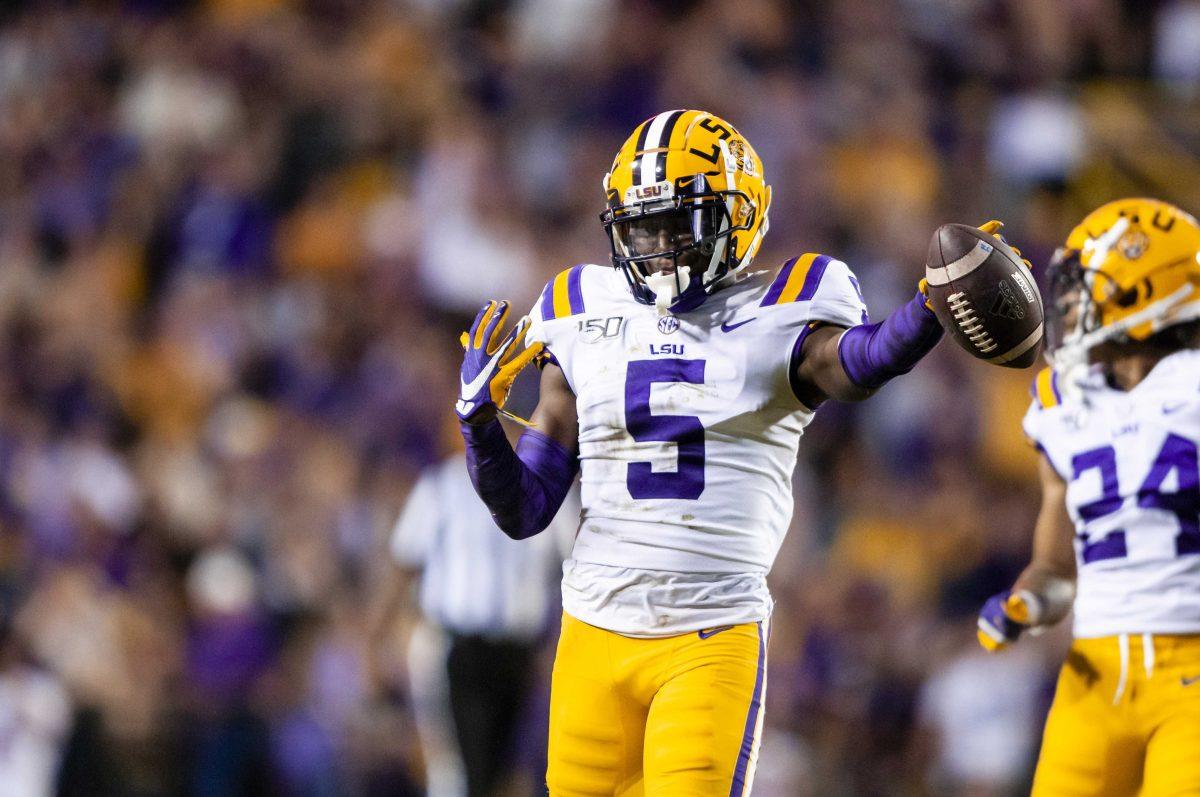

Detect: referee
[378, 447, 575, 797]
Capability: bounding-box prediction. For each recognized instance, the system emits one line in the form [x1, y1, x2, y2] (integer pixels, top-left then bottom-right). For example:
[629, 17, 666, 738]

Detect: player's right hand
[977, 590, 1035, 652]
[456, 300, 543, 423]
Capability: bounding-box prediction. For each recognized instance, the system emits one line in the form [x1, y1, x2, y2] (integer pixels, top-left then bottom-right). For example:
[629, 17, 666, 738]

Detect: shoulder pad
[1031, 367, 1062, 409]
[537, 264, 589, 321]
[759, 253, 834, 307]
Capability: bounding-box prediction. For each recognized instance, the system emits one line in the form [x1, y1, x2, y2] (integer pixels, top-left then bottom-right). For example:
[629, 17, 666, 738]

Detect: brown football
[925, 223, 1044, 369]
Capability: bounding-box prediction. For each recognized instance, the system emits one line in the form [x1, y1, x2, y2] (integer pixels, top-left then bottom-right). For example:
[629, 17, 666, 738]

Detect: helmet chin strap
[645, 267, 690, 316]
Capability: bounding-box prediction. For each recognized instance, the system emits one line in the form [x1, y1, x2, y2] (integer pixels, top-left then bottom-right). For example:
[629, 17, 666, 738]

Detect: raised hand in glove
[456, 300, 543, 424]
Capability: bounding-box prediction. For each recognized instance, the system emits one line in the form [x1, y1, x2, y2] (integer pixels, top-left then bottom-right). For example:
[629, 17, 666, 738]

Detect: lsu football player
[978, 198, 1200, 796]
[456, 109, 974, 795]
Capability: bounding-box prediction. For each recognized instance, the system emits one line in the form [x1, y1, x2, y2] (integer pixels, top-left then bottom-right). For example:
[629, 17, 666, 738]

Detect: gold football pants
[546, 612, 768, 797]
[1033, 634, 1200, 796]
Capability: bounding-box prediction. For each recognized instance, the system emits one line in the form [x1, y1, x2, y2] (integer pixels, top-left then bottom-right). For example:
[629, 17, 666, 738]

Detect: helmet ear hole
[1115, 287, 1139, 308]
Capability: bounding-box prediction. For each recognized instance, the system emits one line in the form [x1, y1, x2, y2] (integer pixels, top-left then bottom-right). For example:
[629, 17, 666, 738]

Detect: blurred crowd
[1, 0, 1199, 795]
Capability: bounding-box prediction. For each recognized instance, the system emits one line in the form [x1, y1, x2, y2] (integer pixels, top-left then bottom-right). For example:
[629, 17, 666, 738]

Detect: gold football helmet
[601, 110, 772, 313]
[1048, 198, 1200, 367]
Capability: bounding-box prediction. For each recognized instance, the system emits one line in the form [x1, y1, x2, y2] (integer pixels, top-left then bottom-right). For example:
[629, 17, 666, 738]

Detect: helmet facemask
[602, 111, 771, 313]
[1048, 244, 1200, 376]
[1046, 246, 1096, 363]
[602, 174, 753, 315]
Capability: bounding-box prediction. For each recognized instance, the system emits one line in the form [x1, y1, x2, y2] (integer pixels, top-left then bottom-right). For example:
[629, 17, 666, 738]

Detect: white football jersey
[527, 254, 868, 636]
[1024, 350, 1200, 638]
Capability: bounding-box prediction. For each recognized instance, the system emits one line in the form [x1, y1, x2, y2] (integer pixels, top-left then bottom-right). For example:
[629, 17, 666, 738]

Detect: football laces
[949, 292, 998, 353]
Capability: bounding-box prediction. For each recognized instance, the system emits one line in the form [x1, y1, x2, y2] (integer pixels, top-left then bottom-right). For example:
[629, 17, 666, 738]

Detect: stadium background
[1, 0, 1199, 794]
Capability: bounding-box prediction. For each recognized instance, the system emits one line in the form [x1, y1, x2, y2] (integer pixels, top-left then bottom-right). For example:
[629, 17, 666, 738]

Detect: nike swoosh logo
[1183, 674, 1200, 687]
[720, 318, 756, 333]
[697, 625, 734, 639]
[460, 344, 510, 400]
[1163, 402, 1189, 415]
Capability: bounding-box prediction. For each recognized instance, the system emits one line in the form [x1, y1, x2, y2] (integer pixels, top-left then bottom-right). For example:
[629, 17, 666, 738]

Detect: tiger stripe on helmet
[627, 120, 652, 186]
[636, 110, 685, 187]
[661, 109, 705, 188]
[653, 110, 685, 183]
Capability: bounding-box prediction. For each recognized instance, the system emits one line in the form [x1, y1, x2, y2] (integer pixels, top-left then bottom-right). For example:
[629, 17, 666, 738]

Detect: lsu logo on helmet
[600, 110, 772, 314]
[1047, 198, 1200, 368]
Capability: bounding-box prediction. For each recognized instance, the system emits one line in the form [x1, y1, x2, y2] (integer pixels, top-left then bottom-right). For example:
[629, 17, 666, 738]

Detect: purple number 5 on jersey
[624, 359, 706, 500]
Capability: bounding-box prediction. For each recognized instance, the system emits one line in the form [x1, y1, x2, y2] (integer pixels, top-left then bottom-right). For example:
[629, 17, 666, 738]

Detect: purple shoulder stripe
[760, 257, 800, 307]
[567, 263, 586, 315]
[539, 280, 555, 322]
[796, 254, 832, 301]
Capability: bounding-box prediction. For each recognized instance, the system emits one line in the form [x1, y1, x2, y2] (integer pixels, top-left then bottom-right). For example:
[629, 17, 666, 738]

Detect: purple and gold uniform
[528, 256, 867, 795]
[1024, 355, 1200, 796]
[999, 199, 1200, 796]
[459, 110, 946, 796]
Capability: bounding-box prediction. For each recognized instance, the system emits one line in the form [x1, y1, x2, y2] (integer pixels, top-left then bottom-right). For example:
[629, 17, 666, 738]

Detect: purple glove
[977, 590, 1034, 652]
[456, 301, 542, 422]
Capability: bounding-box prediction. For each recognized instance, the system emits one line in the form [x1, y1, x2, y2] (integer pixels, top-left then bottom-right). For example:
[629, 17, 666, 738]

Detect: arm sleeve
[836, 290, 943, 389]
[460, 419, 579, 540]
[390, 473, 439, 567]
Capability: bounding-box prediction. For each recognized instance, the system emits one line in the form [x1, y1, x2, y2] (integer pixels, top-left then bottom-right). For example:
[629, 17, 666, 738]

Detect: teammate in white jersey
[456, 109, 985, 795]
[977, 198, 1200, 796]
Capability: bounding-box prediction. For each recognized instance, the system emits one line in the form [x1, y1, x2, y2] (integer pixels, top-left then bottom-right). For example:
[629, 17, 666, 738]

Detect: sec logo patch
[658, 316, 679, 335]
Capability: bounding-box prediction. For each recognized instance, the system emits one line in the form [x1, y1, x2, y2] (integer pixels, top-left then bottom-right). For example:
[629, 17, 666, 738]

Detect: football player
[977, 198, 1200, 796]
[458, 109, 982, 795]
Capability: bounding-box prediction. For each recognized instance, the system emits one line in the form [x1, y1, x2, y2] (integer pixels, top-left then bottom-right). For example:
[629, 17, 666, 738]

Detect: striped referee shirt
[391, 454, 576, 641]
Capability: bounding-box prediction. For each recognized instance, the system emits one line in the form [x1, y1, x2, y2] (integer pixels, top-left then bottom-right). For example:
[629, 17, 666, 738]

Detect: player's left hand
[456, 300, 543, 423]
[977, 590, 1037, 652]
